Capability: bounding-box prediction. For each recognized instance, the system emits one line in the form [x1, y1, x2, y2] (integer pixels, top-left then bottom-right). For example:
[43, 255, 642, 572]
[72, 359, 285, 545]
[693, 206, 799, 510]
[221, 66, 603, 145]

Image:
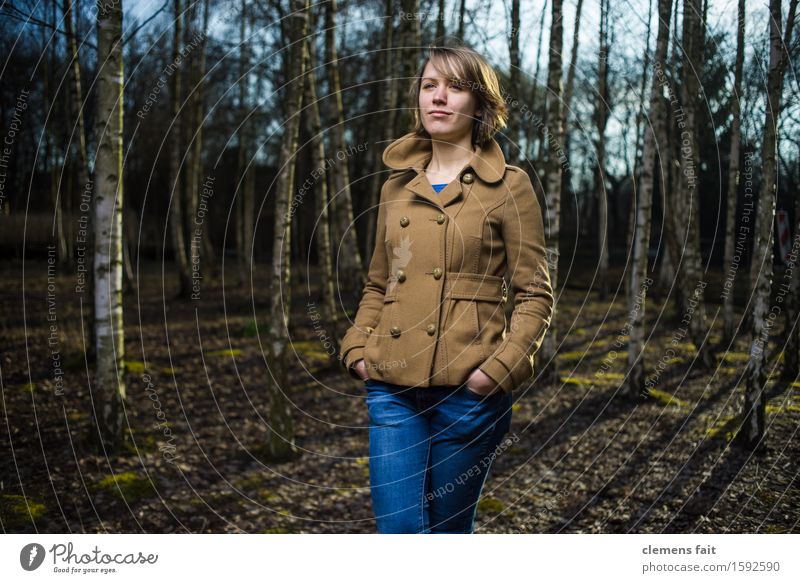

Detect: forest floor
[1, 260, 798, 534]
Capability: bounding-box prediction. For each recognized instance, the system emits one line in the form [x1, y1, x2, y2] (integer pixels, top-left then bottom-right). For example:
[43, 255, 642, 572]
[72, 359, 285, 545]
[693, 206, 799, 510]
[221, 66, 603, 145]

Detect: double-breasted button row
[432, 267, 442, 280]
[390, 325, 401, 338]
[396, 269, 406, 282]
[436, 213, 446, 224]
[426, 323, 436, 336]
[400, 216, 410, 227]
[461, 172, 474, 184]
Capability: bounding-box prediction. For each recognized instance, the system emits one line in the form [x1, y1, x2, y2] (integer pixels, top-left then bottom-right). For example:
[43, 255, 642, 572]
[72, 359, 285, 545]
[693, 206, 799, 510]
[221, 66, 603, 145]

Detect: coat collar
[382, 131, 506, 184]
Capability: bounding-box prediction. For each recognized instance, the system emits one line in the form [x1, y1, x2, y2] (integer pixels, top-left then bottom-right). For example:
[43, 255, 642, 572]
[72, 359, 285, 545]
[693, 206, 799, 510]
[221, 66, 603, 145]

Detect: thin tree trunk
[64, 0, 96, 352]
[183, 0, 211, 285]
[264, 0, 309, 462]
[562, 0, 583, 167]
[169, 0, 192, 298]
[43, 1, 68, 267]
[674, 0, 714, 367]
[782, 182, 800, 380]
[722, 0, 746, 343]
[457, 0, 466, 41]
[366, 0, 396, 259]
[626, 0, 653, 261]
[436, 0, 445, 41]
[92, 0, 125, 451]
[192, 0, 214, 281]
[394, 0, 420, 137]
[236, 0, 255, 285]
[507, 0, 521, 163]
[531, 0, 548, 164]
[736, 0, 798, 450]
[595, 0, 610, 300]
[538, 0, 564, 386]
[624, 0, 672, 398]
[304, 6, 340, 363]
[660, 0, 683, 312]
[325, 0, 364, 299]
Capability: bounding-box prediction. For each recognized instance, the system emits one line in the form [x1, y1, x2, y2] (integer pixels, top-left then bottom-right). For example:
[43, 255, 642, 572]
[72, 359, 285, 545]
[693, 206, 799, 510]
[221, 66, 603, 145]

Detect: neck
[426, 133, 474, 175]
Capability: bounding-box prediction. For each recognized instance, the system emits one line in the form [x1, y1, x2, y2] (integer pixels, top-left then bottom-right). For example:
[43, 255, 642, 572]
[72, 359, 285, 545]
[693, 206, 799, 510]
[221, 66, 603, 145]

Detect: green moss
[234, 474, 266, 491]
[257, 489, 282, 504]
[647, 388, 688, 408]
[718, 352, 750, 363]
[66, 410, 86, 422]
[704, 415, 741, 442]
[207, 348, 241, 358]
[261, 527, 291, 534]
[19, 382, 36, 393]
[160, 367, 178, 375]
[0, 494, 46, 528]
[291, 340, 332, 362]
[477, 497, 505, 514]
[557, 351, 587, 362]
[125, 361, 146, 375]
[96, 471, 158, 501]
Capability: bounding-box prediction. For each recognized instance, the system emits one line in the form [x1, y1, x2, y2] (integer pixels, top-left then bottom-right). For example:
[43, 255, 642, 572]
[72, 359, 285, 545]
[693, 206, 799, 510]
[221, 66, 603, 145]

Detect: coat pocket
[363, 293, 397, 370]
[442, 273, 506, 362]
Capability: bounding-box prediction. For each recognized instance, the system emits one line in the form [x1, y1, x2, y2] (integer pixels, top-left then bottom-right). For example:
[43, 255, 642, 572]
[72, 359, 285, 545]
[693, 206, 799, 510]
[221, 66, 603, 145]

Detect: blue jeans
[363, 378, 513, 533]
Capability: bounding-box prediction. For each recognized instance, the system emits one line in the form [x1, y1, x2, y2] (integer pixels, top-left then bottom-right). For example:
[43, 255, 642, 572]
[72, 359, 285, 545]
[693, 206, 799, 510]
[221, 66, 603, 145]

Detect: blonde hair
[410, 45, 508, 148]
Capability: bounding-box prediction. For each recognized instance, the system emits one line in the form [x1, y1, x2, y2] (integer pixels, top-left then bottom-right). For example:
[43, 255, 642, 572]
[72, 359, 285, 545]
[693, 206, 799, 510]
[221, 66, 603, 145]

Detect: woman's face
[418, 61, 481, 144]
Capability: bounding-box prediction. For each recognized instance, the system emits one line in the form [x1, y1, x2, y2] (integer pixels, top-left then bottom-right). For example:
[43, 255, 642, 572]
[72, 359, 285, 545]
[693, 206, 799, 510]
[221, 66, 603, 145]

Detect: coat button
[426, 323, 436, 336]
[436, 213, 446, 224]
[400, 216, 410, 227]
[461, 172, 474, 184]
[396, 269, 406, 282]
[365, 326, 373, 334]
[390, 326, 401, 338]
[432, 267, 442, 279]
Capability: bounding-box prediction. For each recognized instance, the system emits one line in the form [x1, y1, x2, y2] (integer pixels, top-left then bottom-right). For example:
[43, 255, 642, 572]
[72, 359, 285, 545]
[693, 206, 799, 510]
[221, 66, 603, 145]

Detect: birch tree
[168, 0, 192, 297]
[325, 0, 364, 298]
[676, 0, 714, 367]
[722, 0, 746, 342]
[305, 3, 340, 361]
[736, 0, 798, 450]
[92, 0, 125, 450]
[624, 0, 672, 397]
[507, 0, 521, 163]
[595, 0, 611, 299]
[538, 0, 564, 386]
[263, 0, 309, 462]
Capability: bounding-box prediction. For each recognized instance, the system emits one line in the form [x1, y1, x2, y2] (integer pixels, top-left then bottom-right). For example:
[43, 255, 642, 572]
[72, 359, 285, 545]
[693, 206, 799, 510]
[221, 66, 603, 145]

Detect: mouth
[429, 110, 452, 117]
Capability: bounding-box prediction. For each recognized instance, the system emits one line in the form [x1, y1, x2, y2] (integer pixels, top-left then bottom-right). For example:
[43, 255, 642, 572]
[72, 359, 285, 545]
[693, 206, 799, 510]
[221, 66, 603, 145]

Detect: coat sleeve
[478, 169, 554, 393]
[338, 181, 390, 380]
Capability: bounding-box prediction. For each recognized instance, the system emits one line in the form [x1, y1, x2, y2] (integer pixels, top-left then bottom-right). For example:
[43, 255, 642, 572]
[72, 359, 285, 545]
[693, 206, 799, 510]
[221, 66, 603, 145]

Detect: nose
[433, 84, 447, 104]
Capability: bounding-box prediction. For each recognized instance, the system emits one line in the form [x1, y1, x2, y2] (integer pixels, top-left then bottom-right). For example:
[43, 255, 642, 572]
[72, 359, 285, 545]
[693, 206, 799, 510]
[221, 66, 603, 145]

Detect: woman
[339, 45, 554, 533]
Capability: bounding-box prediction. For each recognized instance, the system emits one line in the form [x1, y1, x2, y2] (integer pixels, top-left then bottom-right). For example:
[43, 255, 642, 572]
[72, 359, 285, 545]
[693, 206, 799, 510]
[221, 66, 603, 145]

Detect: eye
[423, 82, 435, 89]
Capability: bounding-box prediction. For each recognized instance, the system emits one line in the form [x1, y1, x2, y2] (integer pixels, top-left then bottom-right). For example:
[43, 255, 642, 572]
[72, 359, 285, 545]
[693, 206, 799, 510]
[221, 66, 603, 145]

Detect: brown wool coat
[339, 131, 554, 394]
